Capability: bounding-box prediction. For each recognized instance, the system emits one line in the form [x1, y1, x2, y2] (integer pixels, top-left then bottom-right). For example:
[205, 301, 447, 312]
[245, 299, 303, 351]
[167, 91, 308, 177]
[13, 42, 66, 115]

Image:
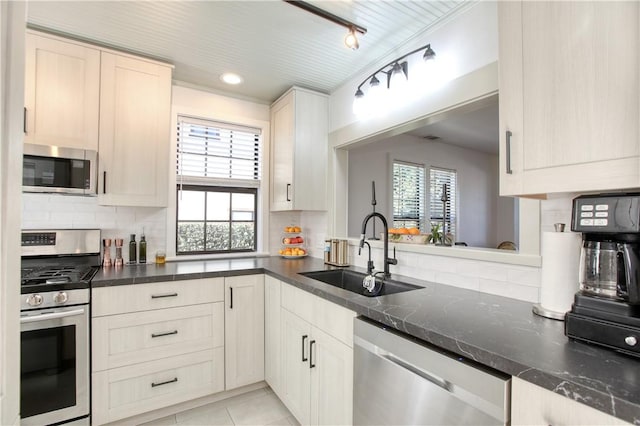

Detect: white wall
[347, 134, 515, 248]
[0, 2, 25, 424]
[329, 1, 499, 135]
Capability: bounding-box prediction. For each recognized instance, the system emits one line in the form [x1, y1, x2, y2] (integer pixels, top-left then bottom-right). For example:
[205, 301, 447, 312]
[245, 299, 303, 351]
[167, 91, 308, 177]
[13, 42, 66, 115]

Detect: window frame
[429, 166, 457, 239]
[392, 160, 427, 232]
[175, 185, 258, 255]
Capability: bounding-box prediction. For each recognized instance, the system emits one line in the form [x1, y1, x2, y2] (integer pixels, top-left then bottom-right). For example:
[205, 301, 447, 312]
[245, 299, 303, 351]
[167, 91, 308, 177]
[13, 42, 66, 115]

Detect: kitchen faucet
[358, 241, 375, 275]
[359, 212, 397, 278]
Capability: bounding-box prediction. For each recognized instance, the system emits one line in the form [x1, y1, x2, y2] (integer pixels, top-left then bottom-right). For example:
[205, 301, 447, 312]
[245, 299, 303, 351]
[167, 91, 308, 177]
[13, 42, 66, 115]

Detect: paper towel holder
[532, 303, 567, 320]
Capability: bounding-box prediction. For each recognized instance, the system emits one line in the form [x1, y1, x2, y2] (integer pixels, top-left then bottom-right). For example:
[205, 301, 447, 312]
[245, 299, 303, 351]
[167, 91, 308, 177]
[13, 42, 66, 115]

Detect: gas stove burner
[20, 264, 99, 293]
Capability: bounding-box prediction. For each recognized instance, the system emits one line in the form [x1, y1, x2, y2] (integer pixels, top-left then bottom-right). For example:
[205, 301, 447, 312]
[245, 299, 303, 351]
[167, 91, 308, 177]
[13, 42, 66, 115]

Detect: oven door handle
[20, 308, 86, 324]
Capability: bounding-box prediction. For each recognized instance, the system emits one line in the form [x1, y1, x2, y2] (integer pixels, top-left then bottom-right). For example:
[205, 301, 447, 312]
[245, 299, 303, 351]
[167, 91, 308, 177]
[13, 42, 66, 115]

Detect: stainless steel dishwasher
[354, 318, 510, 425]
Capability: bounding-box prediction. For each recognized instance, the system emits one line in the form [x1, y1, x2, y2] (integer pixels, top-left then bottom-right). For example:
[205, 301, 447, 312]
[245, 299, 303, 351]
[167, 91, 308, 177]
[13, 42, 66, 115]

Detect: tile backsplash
[22, 193, 167, 263]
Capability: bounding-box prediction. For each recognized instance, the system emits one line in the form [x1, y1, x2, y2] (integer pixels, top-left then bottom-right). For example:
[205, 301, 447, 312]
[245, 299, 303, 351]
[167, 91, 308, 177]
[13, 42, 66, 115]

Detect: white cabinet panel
[24, 32, 100, 150]
[92, 348, 224, 425]
[92, 278, 224, 317]
[92, 303, 223, 371]
[270, 87, 328, 211]
[499, 1, 640, 196]
[265, 275, 283, 397]
[281, 309, 312, 425]
[310, 327, 353, 426]
[98, 52, 172, 206]
[224, 275, 265, 390]
[511, 377, 629, 426]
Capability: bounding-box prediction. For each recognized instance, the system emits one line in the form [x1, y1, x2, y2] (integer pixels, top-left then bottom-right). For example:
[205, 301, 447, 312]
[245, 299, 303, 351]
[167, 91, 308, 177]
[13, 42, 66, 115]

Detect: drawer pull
[151, 292, 178, 299]
[309, 340, 316, 368]
[151, 330, 178, 338]
[505, 130, 513, 174]
[302, 335, 308, 362]
[151, 377, 178, 388]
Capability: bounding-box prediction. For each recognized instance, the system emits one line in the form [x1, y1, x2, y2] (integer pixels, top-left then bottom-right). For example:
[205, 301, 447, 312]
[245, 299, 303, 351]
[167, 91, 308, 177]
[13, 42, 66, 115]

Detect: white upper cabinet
[499, 1, 640, 196]
[98, 52, 172, 206]
[24, 31, 100, 150]
[270, 87, 328, 211]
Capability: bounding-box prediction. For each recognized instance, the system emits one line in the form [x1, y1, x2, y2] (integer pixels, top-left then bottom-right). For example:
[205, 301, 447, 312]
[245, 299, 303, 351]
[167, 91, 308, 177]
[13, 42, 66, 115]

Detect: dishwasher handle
[381, 353, 451, 392]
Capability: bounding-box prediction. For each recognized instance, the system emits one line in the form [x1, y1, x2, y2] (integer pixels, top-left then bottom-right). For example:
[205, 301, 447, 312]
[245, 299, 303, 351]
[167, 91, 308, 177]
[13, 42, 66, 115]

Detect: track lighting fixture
[352, 43, 437, 114]
[344, 27, 359, 50]
[284, 1, 367, 49]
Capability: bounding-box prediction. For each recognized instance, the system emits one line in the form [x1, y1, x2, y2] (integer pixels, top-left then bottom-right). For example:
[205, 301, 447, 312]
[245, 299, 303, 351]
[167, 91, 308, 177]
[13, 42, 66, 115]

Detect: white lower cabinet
[511, 377, 630, 425]
[91, 278, 226, 425]
[267, 278, 356, 426]
[224, 275, 265, 390]
[265, 275, 283, 397]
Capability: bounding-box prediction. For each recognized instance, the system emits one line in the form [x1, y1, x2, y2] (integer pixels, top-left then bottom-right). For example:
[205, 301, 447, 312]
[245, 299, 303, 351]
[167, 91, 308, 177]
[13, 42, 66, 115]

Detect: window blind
[429, 167, 457, 238]
[392, 161, 426, 230]
[177, 116, 262, 186]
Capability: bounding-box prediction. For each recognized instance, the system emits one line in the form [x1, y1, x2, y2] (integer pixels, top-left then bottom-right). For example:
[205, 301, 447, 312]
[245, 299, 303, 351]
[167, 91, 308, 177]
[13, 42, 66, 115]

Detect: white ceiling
[407, 99, 499, 154]
[26, 0, 470, 103]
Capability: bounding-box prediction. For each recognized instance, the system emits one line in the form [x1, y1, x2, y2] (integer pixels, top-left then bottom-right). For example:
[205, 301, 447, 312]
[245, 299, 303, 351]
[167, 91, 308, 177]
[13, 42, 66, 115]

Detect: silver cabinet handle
[20, 308, 85, 324]
[151, 377, 178, 388]
[151, 330, 178, 338]
[151, 292, 178, 299]
[505, 130, 513, 174]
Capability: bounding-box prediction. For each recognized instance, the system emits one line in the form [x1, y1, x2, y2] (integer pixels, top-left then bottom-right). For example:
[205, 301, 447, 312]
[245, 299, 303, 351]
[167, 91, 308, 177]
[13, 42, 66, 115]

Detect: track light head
[369, 75, 380, 87]
[423, 44, 436, 61]
[344, 27, 359, 50]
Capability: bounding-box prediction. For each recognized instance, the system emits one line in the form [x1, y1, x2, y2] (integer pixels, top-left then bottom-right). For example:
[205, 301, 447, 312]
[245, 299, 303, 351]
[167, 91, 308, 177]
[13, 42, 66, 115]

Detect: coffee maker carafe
[566, 193, 640, 357]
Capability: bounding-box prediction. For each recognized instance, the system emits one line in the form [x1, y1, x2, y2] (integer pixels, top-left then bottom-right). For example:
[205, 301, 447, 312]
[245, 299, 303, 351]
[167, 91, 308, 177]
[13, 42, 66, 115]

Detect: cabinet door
[511, 377, 629, 426]
[497, 1, 524, 196]
[224, 275, 265, 390]
[310, 327, 353, 426]
[271, 91, 295, 211]
[98, 52, 171, 206]
[281, 309, 312, 425]
[264, 275, 283, 397]
[24, 32, 100, 150]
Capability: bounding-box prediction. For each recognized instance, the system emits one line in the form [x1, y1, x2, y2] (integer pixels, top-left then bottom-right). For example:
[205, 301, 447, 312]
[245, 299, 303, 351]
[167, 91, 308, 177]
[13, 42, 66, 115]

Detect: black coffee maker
[565, 193, 640, 357]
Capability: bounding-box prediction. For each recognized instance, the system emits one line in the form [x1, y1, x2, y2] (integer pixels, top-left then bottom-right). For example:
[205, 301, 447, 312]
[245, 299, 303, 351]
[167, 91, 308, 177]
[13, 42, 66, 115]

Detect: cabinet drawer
[313, 297, 356, 348]
[93, 303, 224, 371]
[281, 282, 314, 323]
[92, 348, 224, 425]
[92, 278, 224, 317]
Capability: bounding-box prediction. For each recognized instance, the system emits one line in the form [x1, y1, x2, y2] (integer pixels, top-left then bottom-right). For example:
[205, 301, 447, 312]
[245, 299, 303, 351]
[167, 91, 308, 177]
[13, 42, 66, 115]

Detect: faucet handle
[388, 246, 398, 265]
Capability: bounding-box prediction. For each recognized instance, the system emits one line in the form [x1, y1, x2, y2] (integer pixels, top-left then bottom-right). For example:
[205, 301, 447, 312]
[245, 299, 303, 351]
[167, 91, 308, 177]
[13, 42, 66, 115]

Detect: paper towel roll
[539, 231, 582, 315]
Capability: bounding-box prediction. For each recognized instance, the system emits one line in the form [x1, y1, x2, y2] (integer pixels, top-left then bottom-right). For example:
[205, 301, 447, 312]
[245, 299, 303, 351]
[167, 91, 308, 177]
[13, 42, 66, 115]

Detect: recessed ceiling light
[220, 73, 243, 85]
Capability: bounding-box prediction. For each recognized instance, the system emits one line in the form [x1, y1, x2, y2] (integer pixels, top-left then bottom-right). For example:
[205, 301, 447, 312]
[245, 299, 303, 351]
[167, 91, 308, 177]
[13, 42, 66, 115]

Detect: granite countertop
[93, 256, 640, 424]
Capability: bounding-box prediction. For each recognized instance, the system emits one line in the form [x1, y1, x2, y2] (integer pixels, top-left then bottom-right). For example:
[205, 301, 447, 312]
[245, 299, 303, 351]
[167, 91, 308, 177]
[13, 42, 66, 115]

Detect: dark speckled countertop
[93, 256, 640, 424]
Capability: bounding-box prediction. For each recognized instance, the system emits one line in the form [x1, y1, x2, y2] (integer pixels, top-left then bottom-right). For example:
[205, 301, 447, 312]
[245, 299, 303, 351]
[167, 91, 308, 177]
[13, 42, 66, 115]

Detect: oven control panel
[22, 232, 56, 246]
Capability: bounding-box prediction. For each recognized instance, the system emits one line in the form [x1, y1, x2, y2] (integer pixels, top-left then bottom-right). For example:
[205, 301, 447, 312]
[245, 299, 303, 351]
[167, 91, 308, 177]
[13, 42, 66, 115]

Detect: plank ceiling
[27, 1, 470, 103]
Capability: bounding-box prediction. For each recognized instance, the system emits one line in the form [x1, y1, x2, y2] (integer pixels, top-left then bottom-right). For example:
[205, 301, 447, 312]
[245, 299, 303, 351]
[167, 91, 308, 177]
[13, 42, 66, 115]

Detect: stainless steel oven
[20, 229, 100, 426]
[22, 143, 97, 195]
[20, 293, 90, 426]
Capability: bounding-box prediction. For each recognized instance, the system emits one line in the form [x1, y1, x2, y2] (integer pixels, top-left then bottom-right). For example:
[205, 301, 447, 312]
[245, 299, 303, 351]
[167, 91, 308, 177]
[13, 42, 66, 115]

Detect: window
[429, 167, 457, 239]
[392, 161, 427, 231]
[176, 116, 261, 254]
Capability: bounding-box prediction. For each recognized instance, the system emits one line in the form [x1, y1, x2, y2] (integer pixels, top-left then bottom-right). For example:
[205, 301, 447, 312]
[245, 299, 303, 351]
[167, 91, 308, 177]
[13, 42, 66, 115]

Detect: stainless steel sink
[299, 269, 421, 297]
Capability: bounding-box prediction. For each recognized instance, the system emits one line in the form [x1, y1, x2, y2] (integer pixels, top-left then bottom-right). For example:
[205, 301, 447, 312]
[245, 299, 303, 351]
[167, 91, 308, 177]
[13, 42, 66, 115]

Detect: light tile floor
[139, 388, 299, 426]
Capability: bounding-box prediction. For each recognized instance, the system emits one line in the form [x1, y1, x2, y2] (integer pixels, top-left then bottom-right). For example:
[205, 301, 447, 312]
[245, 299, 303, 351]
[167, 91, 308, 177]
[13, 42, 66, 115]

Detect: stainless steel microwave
[23, 144, 97, 195]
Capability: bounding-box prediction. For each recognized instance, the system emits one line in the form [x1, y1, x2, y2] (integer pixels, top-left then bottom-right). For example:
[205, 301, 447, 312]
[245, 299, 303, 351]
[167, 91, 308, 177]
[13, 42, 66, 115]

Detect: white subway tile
[434, 272, 479, 291]
[506, 267, 541, 287]
[479, 278, 540, 303]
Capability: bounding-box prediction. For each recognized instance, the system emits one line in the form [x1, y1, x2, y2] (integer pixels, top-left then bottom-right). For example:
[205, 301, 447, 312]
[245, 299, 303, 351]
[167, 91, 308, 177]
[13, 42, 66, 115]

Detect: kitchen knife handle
[505, 130, 513, 175]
